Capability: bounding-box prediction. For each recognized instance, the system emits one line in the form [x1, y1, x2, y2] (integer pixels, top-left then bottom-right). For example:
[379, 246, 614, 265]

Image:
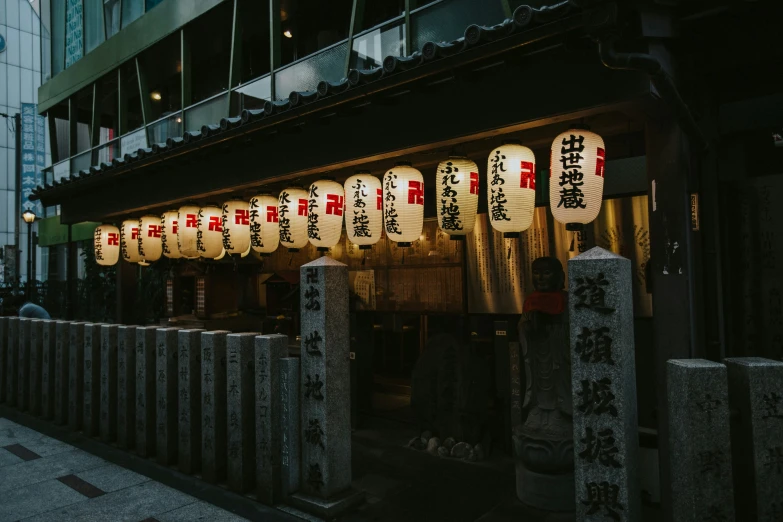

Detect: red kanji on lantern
[108, 233, 119, 246]
[326, 194, 344, 216]
[235, 209, 250, 225]
[148, 225, 162, 238]
[298, 199, 308, 216]
[377, 188, 383, 211]
[172, 221, 178, 235]
[408, 180, 423, 205]
[520, 161, 536, 189]
[131, 228, 139, 240]
[208, 216, 223, 232]
[186, 214, 197, 228]
[595, 147, 606, 177]
[267, 206, 279, 223]
[470, 172, 479, 195]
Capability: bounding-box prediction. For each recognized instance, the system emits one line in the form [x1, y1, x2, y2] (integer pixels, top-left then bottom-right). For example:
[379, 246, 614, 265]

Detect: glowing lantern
[94, 224, 120, 266]
[383, 162, 424, 246]
[197, 205, 224, 259]
[177, 204, 201, 258]
[221, 199, 251, 255]
[437, 157, 479, 239]
[549, 127, 605, 230]
[487, 141, 537, 238]
[344, 172, 382, 249]
[307, 179, 344, 251]
[161, 211, 182, 259]
[138, 215, 163, 263]
[278, 187, 309, 251]
[250, 194, 280, 255]
[120, 219, 142, 263]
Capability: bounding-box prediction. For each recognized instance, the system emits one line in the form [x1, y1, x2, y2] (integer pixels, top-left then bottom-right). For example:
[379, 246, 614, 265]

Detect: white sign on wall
[120, 128, 148, 157]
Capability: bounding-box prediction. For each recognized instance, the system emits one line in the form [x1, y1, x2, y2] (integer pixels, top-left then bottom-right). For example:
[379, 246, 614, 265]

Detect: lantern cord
[288, 253, 293, 266]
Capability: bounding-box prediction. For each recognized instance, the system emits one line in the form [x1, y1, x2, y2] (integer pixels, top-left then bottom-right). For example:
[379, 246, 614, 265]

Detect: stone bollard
[83, 324, 103, 436]
[68, 322, 86, 431]
[280, 356, 301, 499]
[100, 325, 119, 442]
[201, 330, 230, 484]
[0, 317, 7, 403]
[117, 325, 137, 449]
[226, 333, 259, 493]
[135, 326, 158, 458]
[54, 320, 70, 424]
[40, 320, 56, 419]
[29, 319, 44, 415]
[156, 327, 181, 465]
[17, 318, 32, 411]
[178, 329, 204, 474]
[6, 317, 20, 407]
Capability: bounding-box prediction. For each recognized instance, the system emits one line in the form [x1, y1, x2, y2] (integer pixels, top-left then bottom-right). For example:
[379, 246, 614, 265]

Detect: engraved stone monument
[41, 320, 56, 419]
[100, 324, 118, 441]
[136, 326, 158, 457]
[68, 322, 85, 430]
[29, 319, 43, 415]
[156, 327, 181, 465]
[281, 356, 301, 499]
[178, 329, 204, 474]
[118, 325, 137, 449]
[226, 333, 259, 493]
[83, 323, 102, 436]
[201, 330, 230, 483]
[0, 317, 7, 403]
[18, 318, 32, 411]
[54, 320, 70, 424]
[6, 317, 19, 407]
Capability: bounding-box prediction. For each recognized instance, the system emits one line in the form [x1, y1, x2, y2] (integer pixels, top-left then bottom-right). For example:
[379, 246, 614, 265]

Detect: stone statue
[513, 256, 574, 511]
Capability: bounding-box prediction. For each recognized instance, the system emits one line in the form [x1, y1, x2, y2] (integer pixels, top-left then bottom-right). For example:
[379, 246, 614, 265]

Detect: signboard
[20, 103, 44, 216]
[65, 0, 83, 68]
[120, 128, 148, 156]
[690, 193, 700, 231]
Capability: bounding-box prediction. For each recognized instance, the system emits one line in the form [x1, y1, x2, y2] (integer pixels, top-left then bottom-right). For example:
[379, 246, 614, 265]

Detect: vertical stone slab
[226, 333, 259, 493]
[5, 317, 19, 407]
[17, 318, 32, 411]
[255, 334, 289, 504]
[100, 324, 118, 442]
[725, 357, 783, 521]
[29, 319, 43, 415]
[54, 320, 70, 424]
[83, 324, 102, 435]
[177, 329, 204, 474]
[280, 356, 301, 499]
[68, 322, 85, 431]
[201, 330, 230, 484]
[667, 359, 734, 522]
[156, 327, 180, 465]
[135, 326, 158, 457]
[117, 325, 137, 449]
[0, 317, 7, 403]
[40, 320, 56, 419]
[569, 247, 640, 521]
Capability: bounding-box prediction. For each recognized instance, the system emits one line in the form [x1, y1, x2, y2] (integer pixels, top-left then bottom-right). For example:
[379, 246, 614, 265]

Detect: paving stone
[0, 447, 24, 468]
[201, 330, 230, 484]
[29, 319, 44, 415]
[12, 433, 73, 458]
[0, 477, 86, 521]
[157, 500, 250, 522]
[83, 324, 103, 436]
[100, 325, 119, 442]
[54, 321, 70, 425]
[75, 463, 151, 493]
[226, 333, 259, 493]
[178, 329, 204, 474]
[117, 325, 137, 450]
[0, 448, 105, 492]
[156, 327, 181, 465]
[136, 326, 158, 458]
[40, 319, 57, 420]
[68, 322, 86, 431]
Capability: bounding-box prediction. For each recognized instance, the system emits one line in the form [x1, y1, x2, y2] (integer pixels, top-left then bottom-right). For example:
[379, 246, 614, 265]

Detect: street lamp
[21, 209, 37, 299]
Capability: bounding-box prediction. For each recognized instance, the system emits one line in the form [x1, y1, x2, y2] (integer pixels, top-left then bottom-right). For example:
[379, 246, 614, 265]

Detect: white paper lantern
[383, 162, 424, 246]
[160, 211, 182, 259]
[549, 127, 605, 230]
[278, 187, 309, 251]
[344, 172, 382, 249]
[94, 224, 120, 266]
[121, 219, 142, 263]
[177, 204, 201, 258]
[487, 141, 537, 238]
[197, 205, 225, 259]
[437, 157, 479, 239]
[138, 215, 163, 263]
[307, 179, 344, 251]
[221, 199, 251, 255]
[250, 194, 280, 255]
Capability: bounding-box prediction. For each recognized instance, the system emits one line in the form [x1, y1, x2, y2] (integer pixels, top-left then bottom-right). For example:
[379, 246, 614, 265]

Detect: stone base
[516, 462, 575, 512]
[289, 488, 365, 520]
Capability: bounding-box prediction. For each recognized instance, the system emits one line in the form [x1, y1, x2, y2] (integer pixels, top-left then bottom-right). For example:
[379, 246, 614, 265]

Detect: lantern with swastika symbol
[161, 211, 182, 259]
[138, 215, 163, 264]
[487, 141, 537, 238]
[437, 157, 479, 240]
[278, 187, 309, 251]
[249, 194, 280, 256]
[344, 171, 382, 249]
[221, 199, 251, 255]
[197, 205, 225, 259]
[308, 179, 345, 251]
[94, 224, 120, 266]
[177, 204, 201, 258]
[383, 162, 423, 247]
[120, 219, 142, 263]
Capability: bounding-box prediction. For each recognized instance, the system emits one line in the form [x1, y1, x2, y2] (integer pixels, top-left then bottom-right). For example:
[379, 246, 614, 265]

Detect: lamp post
[22, 209, 37, 299]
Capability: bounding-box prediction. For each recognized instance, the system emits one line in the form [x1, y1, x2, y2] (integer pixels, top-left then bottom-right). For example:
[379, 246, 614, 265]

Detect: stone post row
[68, 322, 85, 431]
[0, 317, 7, 403]
[136, 326, 158, 458]
[156, 327, 180, 465]
[41, 320, 56, 419]
[17, 318, 32, 411]
[201, 330, 230, 484]
[100, 325, 118, 442]
[54, 321, 70, 425]
[6, 317, 19, 407]
[178, 329, 204, 474]
[83, 323, 102, 435]
[118, 325, 137, 449]
[226, 333, 258, 493]
[29, 319, 44, 416]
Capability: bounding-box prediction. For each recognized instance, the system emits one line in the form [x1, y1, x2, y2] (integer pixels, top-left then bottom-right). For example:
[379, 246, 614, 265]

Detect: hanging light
[344, 171, 382, 249]
[138, 215, 163, 264]
[487, 141, 537, 238]
[94, 224, 120, 266]
[278, 186, 309, 251]
[221, 199, 251, 255]
[307, 179, 344, 251]
[161, 211, 182, 259]
[120, 219, 142, 263]
[549, 126, 605, 230]
[177, 204, 201, 258]
[197, 205, 224, 259]
[437, 157, 479, 240]
[383, 162, 424, 247]
[249, 194, 280, 256]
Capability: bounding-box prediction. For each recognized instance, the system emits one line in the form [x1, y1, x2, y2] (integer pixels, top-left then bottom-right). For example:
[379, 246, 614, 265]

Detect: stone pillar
[68, 322, 85, 431]
[100, 324, 118, 442]
[117, 325, 137, 449]
[6, 318, 19, 407]
[569, 247, 640, 521]
[226, 333, 258, 493]
[54, 320, 70, 425]
[178, 329, 204, 474]
[29, 319, 43, 415]
[667, 359, 734, 522]
[0, 317, 7, 403]
[724, 358, 783, 521]
[255, 334, 289, 504]
[40, 320, 56, 419]
[281, 356, 301, 499]
[17, 318, 32, 411]
[201, 330, 230, 484]
[83, 324, 102, 436]
[135, 326, 158, 458]
[156, 327, 180, 465]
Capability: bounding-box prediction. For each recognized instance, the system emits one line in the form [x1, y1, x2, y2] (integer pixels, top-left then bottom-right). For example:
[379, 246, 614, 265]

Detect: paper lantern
[221, 199, 251, 255]
[177, 204, 201, 258]
[549, 127, 605, 230]
[437, 157, 479, 239]
[278, 187, 309, 251]
[249, 194, 280, 255]
[383, 162, 424, 246]
[161, 211, 182, 259]
[344, 172, 382, 249]
[197, 205, 224, 259]
[120, 219, 142, 263]
[138, 215, 163, 263]
[307, 179, 345, 251]
[487, 141, 536, 238]
[94, 224, 120, 266]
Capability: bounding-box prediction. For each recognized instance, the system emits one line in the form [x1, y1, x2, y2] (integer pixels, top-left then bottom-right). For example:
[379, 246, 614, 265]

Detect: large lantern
[249, 194, 280, 255]
[222, 199, 251, 255]
[177, 204, 201, 258]
[549, 126, 605, 230]
[383, 162, 424, 246]
[161, 211, 182, 259]
[197, 205, 224, 259]
[437, 157, 479, 239]
[308, 179, 344, 251]
[94, 224, 120, 266]
[138, 215, 163, 264]
[278, 187, 309, 251]
[120, 219, 142, 263]
[487, 141, 537, 238]
[344, 172, 382, 249]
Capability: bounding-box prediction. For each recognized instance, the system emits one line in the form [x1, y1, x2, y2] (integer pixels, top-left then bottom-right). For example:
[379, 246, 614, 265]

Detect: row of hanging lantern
[94, 127, 605, 266]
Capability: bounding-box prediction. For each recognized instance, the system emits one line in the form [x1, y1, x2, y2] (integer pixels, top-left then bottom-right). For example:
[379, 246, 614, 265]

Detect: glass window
[120, 60, 144, 135]
[104, 0, 121, 39]
[236, 0, 271, 86]
[49, 100, 70, 163]
[84, 0, 106, 53]
[411, 0, 505, 51]
[147, 112, 182, 144]
[74, 86, 94, 154]
[41, 0, 52, 81]
[65, 0, 85, 68]
[359, 0, 404, 31]
[350, 18, 405, 70]
[230, 75, 272, 114]
[275, 40, 348, 95]
[146, 0, 164, 12]
[138, 33, 181, 122]
[185, 95, 228, 133]
[51, 0, 65, 76]
[121, 0, 143, 29]
[280, 0, 352, 66]
[186, 2, 233, 105]
[96, 71, 119, 144]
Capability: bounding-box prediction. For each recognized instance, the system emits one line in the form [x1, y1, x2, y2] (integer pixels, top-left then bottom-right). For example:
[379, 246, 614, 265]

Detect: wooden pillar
[116, 260, 137, 325]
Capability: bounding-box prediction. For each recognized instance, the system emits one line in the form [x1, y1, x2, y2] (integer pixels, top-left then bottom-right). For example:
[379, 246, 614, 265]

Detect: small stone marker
[6, 317, 19, 407]
[201, 330, 230, 484]
[117, 325, 137, 449]
[280, 356, 301, 499]
[569, 247, 640, 522]
[725, 357, 783, 521]
[178, 329, 204, 474]
[17, 318, 32, 411]
[100, 324, 119, 442]
[135, 326, 158, 457]
[156, 327, 180, 465]
[40, 320, 56, 419]
[29, 319, 44, 415]
[0, 317, 7, 403]
[509, 341, 523, 429]
[226, 333, 259, 493]
[667, 359, 734, 522]
[68, 322, 85, 431]
[83, 324, 102, 435]
[54, 320, 70, 424]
